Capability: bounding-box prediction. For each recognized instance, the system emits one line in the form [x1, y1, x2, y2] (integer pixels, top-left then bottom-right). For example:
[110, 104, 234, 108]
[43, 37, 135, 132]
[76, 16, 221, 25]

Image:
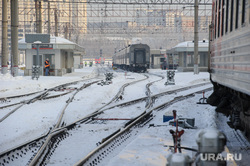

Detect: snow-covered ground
[0, 67, 244, 166]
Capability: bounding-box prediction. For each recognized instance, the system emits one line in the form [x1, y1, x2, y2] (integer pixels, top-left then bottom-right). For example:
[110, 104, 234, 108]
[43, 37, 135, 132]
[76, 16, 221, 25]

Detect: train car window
[242, 0, 246, 25]
[222, 0, 225, 36]
[230, 0, 234, 32]
[226, 0, 229, 33]
[235, 0, 239, 29]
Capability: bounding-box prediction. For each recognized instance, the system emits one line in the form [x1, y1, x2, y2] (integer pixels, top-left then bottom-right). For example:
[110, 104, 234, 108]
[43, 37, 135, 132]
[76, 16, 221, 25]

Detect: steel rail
[0, 90, 74, 109]
[0, 80, 101, 159]
[28, 80, 100, 166]
[0, 91, 43, 101]
[74, 87, 213, 166]
[53, 81, 100, 129]
[0, 75, 210, 165]
[27, 72, 148, 165]
[90, 82, 211, 117]
[28, 129, 67, 166]
[145, 73, 165, 108]
[0, 102, 23, 109]
[0, 90, 49, 123]
[0, 73, 154, 161]
[72, 74, 149, 124]
[0, 73, 100, 100]
[0, 82, 210, 158]
[0, 76, 102, 123]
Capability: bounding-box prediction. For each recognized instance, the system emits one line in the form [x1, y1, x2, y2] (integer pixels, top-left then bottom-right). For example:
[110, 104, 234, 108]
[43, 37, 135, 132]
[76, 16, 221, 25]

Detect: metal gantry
[1, 0, 212, 63]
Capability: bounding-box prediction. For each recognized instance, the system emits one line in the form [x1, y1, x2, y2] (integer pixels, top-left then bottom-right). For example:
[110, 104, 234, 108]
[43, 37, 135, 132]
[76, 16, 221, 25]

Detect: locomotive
[207, 0, 250, 138]
[112, 44, 150, 72]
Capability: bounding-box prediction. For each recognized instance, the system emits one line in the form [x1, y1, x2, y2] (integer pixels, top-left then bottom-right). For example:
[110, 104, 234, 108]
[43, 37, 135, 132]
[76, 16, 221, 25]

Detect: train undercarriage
[207, 82, 250, 141]
[113, 64, 147, 73]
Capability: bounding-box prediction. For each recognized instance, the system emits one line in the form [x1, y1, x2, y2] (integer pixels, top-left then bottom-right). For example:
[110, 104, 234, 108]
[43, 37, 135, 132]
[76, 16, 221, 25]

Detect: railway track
[74, 87, 213, 166]
[0, 77, 101, 110]
[0, 71, 151, 166]
[0, 80, 101, 165]
[30, 73, 151, 165]
[0, 72, 213, 166]
[0, 67, 103, 109]
[0, 78, 101, 123]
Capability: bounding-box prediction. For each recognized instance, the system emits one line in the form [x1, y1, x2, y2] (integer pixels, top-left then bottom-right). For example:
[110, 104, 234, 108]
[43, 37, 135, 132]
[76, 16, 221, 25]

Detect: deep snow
[0, 67, 242, 166]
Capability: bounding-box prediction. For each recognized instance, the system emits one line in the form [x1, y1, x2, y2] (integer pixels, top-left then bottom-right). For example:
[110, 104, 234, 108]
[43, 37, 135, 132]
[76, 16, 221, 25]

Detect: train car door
[134, 49, 145, 64]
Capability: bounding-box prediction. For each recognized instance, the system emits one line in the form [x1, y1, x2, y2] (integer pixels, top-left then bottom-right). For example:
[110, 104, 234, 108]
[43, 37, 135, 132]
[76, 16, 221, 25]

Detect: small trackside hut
[18, 34, 85, 76]
[168, 40, 209, 72]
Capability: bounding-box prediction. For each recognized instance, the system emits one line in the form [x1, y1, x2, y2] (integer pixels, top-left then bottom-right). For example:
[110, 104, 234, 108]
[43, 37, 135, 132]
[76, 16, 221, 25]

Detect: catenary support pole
[38, 1, 42, 33]
[11, 0, 19, 77]
[35, 0, 39, 33]
[194, 0, 199, 74]
[48, 2, 51, 34]
[55, 8, 58, 36]
[1, 0, 8, 74]
[35, 0, 42, 33]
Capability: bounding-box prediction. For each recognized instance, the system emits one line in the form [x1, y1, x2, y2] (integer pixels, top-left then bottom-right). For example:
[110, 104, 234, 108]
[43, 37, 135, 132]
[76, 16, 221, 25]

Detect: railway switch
[97, 73, 114, 86]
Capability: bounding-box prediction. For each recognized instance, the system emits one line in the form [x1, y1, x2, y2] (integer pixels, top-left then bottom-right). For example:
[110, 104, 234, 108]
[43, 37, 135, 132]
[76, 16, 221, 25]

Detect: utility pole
[68, 2, 71, 40]
[11, 0, 19, 77]
[38, 1, 42, 33]
[64, 23, 68, 39]
[1, 0, 8, 74]
[35, 0, 39, 33]
[194, 0, 199, 74]
[48, 1, 51, 34]
[54, 8, 58, 36]
[35, 0, 42, 33]
[208, 24, 213, 72]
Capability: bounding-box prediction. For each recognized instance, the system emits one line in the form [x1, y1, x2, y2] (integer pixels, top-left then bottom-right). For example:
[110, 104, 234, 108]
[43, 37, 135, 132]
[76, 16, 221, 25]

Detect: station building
[150, 49, 166, 69]
[167, 40, 209, 72]
[18, 34, 85, 76]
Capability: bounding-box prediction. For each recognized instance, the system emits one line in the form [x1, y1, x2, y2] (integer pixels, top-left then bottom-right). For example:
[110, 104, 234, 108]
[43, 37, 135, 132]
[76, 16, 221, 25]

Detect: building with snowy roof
[167, 40, 209, 72]
[18, 34, 85, 76]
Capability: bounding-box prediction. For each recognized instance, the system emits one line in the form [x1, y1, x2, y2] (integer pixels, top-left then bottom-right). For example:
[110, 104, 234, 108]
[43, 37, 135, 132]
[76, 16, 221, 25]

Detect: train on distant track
[207, 0, 250, 139]
[95, 56, 105, 64]
[112, 43, 150, 72]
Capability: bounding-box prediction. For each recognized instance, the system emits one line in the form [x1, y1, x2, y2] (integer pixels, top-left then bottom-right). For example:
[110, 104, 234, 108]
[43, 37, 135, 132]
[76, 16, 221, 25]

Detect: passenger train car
[113, 44, 150, 72]
[208, 0, 250, 138]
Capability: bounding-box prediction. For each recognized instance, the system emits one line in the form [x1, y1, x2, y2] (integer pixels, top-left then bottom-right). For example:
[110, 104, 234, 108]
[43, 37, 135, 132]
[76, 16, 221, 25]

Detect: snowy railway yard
[0, 66, 249, 166]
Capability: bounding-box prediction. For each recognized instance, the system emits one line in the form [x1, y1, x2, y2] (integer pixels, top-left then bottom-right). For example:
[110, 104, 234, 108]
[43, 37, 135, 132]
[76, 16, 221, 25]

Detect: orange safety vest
[45, 60, 50, 68]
